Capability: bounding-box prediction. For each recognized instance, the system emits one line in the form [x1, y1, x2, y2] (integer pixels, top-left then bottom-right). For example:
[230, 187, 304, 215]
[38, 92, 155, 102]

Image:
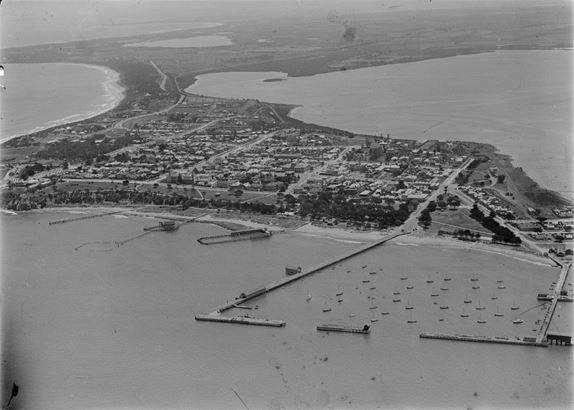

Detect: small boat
[476, 306, 486, 310]
[392, 298, 401, 303]
[337, 298, 343, 303]
[369, 271, 377, 275]
[440, 306, 449, 310]
[381, 311, 390, 315]
[444, 277, 452, 282]
[471, 274, 479, 282]
[464, 298, 472, 304]
[336, 288, 344, 296]
[371, 318, 379, 323]
[491, 291, 498, 300]
[393, 291, 401, 295]
[511, 302, 519, 310]
[322, 300, 331, 312]
[497, 280, 504, 283]
[362, 279, 370, 283]
[369, 298, 378, 310]
[348, 314, 356, 318]
[306, 294, 312, 301]
[440, 287, 449, 291]
[400, 277, 408, 281]
[472, 286, 480, 290]
[498, 285, 506, 289]
[426, 279, 434, 284]
[431, 293, 439, 297]
[405, 305, 414, 310]
[461, 307, 469, 318]
[513, 319, 524, 324]
[362, 265, 368, 269]
[494, 312, 504, 317]
[407, 311, 417, 323]
[477, 312, 486, 324]
[406, 285, 414, 290]
[370, 286, 376, 290]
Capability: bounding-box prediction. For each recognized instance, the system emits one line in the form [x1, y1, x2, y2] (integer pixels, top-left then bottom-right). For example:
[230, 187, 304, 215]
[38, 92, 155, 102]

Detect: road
[402, 158, 474, 232]
[285, 147, 351, 195]
[149, 60, 169, 92]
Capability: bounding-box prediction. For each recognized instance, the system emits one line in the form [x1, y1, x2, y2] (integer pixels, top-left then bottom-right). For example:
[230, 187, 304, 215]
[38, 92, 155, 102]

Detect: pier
[49, 210, 124, 225]
[537, 261, 572, 344]
[196, 231, 407, 326]
[420, 333, 548, 347]
[197, 228, 272, 245]
[194, 314, 285, 327]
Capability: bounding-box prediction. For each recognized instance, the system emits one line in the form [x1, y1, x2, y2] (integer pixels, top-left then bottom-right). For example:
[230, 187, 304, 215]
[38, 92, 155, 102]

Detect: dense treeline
[469, 203, 521, 244]
[297, 191, 412, 229]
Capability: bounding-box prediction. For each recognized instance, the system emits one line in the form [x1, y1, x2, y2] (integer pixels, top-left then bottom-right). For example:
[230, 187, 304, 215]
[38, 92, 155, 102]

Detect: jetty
[317, 323, 370, 334]
[420, 333, 548, 347]
[195, 314, 285, 327]
[144, 220, 178, 232]
[537, 261, 572, 344]
[196, 231, 408, 327]
[197, 228, 272, 245]
[49, 210, 124, 225]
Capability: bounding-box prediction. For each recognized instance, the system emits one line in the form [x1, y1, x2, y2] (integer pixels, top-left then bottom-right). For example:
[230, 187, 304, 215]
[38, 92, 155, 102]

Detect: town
[2, 86, 572, 258]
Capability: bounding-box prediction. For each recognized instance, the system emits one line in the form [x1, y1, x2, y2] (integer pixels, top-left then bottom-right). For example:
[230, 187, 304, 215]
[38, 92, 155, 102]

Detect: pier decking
[420, 333, 548, 347]
[49, 210, 124, 225]
[537, 261, 572, 344]
[197, 228, 272, 245]
[195, 314, 285, 327]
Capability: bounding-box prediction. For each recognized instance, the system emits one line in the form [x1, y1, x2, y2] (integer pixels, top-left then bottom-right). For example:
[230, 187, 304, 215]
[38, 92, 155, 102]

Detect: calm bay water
[2, 211, 571, 408]
[0, 63, 124, 143]
[187, 50, 573, 197]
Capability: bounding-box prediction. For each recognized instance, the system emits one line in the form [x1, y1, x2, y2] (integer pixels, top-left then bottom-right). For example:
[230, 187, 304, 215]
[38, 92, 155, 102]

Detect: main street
[401, 157, 474, 232]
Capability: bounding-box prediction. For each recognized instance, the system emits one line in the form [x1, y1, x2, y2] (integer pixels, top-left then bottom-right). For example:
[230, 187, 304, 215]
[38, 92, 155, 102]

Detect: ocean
[2, 210, 571, 408]
[0, 63, 124, 143]
[187, 50, 573, 197]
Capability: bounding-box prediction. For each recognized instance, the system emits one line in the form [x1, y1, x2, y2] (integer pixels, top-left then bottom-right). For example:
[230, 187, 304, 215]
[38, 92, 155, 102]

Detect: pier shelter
[546, 333, 572, 346]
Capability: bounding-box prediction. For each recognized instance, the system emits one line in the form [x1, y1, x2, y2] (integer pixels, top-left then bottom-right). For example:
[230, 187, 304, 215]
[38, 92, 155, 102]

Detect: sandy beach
[0, 63, 125, 144]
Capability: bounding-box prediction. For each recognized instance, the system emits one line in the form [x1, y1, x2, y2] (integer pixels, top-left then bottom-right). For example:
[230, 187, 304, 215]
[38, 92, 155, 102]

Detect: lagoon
[187, 50, 573, 197]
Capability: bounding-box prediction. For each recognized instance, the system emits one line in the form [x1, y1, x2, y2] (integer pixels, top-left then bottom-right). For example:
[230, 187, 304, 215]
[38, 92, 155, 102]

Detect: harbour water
[187, 50, 573, 197]
[2, 210, 572, 408]
[0, 63, 124, 143]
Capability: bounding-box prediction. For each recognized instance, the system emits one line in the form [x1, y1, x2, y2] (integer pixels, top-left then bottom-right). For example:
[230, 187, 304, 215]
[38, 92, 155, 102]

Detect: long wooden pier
[208, 231, 407, 316]
[420, 333, 548, 347]
[537, 261, 572, 343]
[49, 210, 124, 225]
[194, 231, 407, 329]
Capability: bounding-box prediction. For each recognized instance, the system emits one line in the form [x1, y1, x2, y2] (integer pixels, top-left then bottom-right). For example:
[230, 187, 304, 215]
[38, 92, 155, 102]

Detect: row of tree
[469, 203, 521, 244]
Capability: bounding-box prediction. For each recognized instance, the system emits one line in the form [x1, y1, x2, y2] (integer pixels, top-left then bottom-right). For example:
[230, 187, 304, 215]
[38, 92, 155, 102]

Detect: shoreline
[18, 206, 556, 267]
[0, 62, 126, 144]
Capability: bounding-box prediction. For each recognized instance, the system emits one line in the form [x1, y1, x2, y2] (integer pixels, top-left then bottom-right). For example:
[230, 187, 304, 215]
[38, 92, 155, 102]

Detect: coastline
[0, 63, 126, 144]
[21, 206, 557, 267]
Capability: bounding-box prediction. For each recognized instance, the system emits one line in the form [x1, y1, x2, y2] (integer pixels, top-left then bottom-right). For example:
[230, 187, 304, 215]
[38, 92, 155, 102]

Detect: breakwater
[197, 228, 272, 245]
[195, 314, 285, 327]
